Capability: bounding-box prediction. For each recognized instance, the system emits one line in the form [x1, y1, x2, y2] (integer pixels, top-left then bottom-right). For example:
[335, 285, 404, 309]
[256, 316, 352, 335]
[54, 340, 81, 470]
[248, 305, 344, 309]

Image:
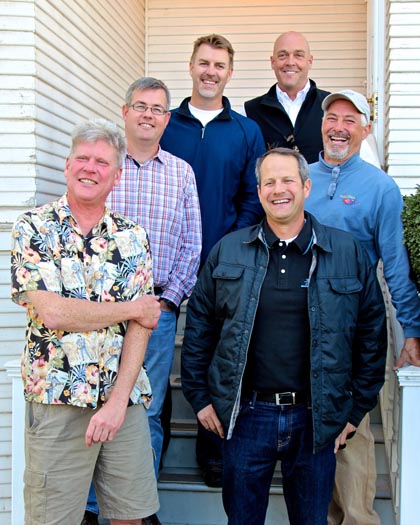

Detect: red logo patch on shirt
[342, 196, 356, 205]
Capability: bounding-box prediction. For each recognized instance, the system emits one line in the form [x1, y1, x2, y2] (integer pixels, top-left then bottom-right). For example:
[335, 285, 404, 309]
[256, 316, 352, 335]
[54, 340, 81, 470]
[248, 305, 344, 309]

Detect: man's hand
[197, 404, 225, 439]
[394, 337, 420, 370]
[334, 422, 357, 453]
[85, 399, 127, 447]
[132, 295, 161, 329]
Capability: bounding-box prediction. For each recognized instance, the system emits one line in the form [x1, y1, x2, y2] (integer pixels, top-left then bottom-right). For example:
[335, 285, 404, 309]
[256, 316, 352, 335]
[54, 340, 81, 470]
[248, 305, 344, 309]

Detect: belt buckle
[275, 392, 295, 406]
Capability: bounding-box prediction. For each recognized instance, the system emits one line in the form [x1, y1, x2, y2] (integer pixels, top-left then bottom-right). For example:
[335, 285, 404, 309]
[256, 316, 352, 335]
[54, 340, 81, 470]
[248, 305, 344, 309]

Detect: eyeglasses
[328, 166, 340, 199]
[129, 103, 168, 115]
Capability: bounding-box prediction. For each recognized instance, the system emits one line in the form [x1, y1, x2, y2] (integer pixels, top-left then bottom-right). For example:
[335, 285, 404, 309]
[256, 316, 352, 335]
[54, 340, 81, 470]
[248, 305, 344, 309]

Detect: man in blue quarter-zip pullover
[160, 34, 265, 487]
[160, 33, 265, 266]
[306, 89, 420, 525]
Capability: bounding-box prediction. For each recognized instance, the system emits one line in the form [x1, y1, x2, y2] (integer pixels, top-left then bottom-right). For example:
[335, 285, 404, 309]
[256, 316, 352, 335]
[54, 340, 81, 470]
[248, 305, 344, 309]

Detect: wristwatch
[159, 297, 177, 311]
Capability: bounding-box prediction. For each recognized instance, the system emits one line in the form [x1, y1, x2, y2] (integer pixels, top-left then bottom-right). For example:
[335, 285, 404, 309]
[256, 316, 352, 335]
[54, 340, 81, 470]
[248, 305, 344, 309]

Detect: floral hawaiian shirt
[11, 194, 154, 408]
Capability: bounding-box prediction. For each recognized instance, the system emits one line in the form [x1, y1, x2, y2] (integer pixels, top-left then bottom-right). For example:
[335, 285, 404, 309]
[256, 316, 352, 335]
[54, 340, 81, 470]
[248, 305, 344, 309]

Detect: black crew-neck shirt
[242, 216, 313, 394]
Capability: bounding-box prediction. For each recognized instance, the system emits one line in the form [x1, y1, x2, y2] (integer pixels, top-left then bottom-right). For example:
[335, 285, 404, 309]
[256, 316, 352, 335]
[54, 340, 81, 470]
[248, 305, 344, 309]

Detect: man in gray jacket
[181, 147, 387, 525]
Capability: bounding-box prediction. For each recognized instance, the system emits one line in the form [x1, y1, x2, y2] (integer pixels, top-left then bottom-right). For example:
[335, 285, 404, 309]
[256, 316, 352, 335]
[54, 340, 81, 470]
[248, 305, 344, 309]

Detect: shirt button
[281, 268, 286, 274]
[279, 241, 284, 247]
[282, 254, 286, 259]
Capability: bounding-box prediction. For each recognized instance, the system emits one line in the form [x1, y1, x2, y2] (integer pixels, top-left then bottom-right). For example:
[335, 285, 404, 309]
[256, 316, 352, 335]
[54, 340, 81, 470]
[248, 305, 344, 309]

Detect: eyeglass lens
[132, 103, 166, 115]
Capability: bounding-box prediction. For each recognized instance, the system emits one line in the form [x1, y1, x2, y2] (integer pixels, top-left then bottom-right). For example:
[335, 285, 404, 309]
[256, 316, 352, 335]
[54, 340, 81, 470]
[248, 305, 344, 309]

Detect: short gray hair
[255, 147, 310, 186]
[70, 119, 126, 168]
[125, 77, 171, 111]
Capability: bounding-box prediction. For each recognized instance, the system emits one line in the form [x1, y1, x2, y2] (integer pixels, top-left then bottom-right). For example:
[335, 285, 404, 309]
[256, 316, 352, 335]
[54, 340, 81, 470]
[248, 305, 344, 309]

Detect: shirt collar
[262, 214, 313, 254]
[57, 194, 114, 237]
[319, 151, 361, 171]
[276, 79, 311, 105]
[126, 145, 166, 167]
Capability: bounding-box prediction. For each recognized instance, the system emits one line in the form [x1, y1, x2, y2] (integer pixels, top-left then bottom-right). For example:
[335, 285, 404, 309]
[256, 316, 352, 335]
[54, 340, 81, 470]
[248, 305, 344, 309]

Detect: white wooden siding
[0, 237, 27, 523]
[0, 1, 36, 517]
[0, 1, 146, 521]
[0, 1, 37, 226]
[147, 0, 368, 111]
[386, 1, 420, 193]
[32, 0, 147, 206]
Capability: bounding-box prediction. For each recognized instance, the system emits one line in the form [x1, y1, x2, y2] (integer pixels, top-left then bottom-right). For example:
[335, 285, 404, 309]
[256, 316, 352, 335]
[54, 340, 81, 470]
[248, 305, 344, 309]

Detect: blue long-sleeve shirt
[306, 152, 420, 338]
[161, 97, 265, 264]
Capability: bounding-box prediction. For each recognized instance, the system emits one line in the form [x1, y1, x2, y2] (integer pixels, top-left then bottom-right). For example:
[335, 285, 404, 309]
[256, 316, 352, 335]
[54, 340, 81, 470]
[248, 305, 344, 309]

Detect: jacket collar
[244, 212, 333, 254]
[177, 96, 232, 121]
[262, 216, 314, 254]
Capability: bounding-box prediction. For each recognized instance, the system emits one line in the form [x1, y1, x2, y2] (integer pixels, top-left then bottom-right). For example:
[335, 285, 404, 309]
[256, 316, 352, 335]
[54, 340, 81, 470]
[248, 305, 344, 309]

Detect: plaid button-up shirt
[108, 148, 202, 306]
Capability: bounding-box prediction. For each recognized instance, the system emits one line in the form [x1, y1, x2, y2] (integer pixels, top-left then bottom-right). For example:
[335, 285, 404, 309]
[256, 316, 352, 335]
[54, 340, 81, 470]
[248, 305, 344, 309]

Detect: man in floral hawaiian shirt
[11, 119, 161, 525]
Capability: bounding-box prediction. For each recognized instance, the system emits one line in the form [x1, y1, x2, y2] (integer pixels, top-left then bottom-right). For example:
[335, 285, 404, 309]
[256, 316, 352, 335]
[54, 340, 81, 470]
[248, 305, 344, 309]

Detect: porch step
[157, 467, 288, 525]
[157, 468, 392, 525]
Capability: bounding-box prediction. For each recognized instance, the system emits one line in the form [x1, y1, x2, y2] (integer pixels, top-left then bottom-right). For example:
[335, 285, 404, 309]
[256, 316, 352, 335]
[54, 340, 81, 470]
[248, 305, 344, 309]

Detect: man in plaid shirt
[89, 76, 200, 525]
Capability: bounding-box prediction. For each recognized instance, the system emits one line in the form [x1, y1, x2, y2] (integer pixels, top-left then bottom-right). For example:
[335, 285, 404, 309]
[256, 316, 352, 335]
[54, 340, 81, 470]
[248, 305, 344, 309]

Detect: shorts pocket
[26, 402, 48, 433]
[24, 469, 47, 523]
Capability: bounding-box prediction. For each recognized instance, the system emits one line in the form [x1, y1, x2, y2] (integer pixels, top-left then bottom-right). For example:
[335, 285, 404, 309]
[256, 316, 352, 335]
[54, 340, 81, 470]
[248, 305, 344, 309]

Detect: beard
[324, 143, 350, 161]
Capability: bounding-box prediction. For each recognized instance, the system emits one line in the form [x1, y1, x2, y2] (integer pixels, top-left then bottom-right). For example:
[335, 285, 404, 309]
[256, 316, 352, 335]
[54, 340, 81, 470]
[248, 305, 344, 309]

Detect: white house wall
[386, 0, 420, 193]
[147, 0, 368, 110]
[0, 1, 146, 521]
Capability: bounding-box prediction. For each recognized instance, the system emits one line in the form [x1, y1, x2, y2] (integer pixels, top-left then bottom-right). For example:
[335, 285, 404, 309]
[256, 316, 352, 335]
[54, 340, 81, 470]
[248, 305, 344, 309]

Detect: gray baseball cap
[321, 90, 370, 123]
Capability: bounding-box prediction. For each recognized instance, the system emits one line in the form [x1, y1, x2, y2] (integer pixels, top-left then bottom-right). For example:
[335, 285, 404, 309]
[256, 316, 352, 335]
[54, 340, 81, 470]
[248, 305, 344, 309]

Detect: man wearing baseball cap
[306, 89, 420, 524]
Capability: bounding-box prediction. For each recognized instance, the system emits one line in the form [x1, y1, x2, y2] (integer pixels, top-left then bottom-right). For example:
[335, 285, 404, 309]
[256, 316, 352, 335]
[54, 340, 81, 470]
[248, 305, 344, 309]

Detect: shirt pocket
[212, 263, 244, 280]
[328, 277, 363, 295]
[212, 263, 245, 318]
[317, 277, 363, 336]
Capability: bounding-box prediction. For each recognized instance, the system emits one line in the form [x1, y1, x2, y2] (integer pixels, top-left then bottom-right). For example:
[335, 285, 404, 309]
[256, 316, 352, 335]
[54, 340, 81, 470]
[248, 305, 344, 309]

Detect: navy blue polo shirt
[242, 215, 314, 394]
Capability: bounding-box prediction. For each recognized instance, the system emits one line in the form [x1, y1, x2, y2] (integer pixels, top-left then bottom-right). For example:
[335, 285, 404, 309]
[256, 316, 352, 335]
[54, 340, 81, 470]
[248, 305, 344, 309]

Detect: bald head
[272, 31, 311, 56]
[271, 31, 313, 99]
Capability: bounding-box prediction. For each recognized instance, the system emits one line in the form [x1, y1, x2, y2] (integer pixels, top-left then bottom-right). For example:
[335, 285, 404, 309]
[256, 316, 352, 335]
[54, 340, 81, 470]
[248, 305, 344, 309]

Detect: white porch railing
[4, 359, 25, 525]
[379, 282, 420, 525]
[396, 365, 420, 525]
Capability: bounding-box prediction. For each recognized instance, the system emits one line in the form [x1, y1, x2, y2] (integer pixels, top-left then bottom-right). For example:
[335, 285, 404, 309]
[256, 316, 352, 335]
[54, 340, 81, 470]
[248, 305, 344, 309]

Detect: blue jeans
[86, 482, 99, 514]
[144, 309, 177, 474]
[223, 399, 336, 525]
